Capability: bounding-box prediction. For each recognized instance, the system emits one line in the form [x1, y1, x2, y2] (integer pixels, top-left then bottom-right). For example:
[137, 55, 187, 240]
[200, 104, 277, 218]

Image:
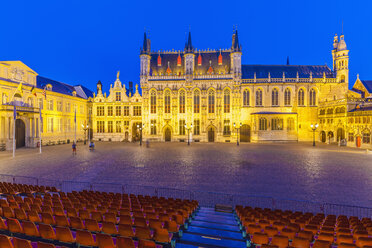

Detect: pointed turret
[232, 29, 241, 52]
[185, 31, 194, 53]
[140, 32, 151, 55]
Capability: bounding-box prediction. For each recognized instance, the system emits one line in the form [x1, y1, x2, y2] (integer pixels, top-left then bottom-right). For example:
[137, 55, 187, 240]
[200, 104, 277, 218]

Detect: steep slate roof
[149, 51, 231, 76]
[37, 76, 93, 99]
[242, 65, 335, 79]
[361, 80, 372, 93]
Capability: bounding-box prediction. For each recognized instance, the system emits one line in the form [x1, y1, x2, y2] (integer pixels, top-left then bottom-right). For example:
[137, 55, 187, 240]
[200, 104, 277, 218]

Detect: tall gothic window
[179, 90, 185, 113]
[284, 88, 291, 106]
[243, 89, 250, 106]
[272, 88, 279, 106]
[256, 89, 263, 106]
[194, 90, 200, 113]
[150, 91, 156, 114]
[309, 88, 316, 106]
[164, 90, 170, 114]
[224, 89, 230, 113]
[298, 89, 305, 106]
[259, 118, 267, 130]
[208, 90, 215, 113]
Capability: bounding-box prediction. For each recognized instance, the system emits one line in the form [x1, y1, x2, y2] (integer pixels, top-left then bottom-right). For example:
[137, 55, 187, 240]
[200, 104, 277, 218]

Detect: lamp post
[81, 124, 89, 145]
[310, 123, 319, 147]
[185, 123, 193, 146]
[233, 122, 242, 146]
[137, 123, 145, 146]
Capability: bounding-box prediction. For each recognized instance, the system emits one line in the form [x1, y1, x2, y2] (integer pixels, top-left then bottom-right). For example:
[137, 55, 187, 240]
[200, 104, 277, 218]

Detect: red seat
[0, 234, 14, 248]
[117, 236, 135, 248]
[13, 237, 32, 248]
[7, 218, 23, 234]
[76, 229, 96, 246]
[96, 233, 115, 247]
[55, 226, 75, 243]
[22, 221, 40, 237]
[38, 223, 57, 240]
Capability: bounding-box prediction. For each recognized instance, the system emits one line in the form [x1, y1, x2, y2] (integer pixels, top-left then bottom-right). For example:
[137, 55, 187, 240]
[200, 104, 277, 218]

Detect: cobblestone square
[0, 142, 371, 207]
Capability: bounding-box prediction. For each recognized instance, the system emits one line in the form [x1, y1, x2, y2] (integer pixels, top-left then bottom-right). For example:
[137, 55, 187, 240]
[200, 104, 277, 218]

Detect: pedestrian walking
[72, 141, 77, 155]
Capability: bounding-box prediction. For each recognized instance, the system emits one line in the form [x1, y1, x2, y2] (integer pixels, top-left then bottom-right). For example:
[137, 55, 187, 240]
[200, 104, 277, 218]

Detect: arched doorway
[328, 131, 334, 143]
[15, 119, 25, 148]
[208, 126, 215, 142]
[132, 123, 140, 142]
[240, 124, 251, 142]
[164, 128, 171, 142]
[320, 131, 326, 143]
[337, 128, 345, 141]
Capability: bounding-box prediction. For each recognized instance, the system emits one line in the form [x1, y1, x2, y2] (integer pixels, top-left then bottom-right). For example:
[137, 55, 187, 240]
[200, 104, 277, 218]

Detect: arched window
[298, 89, 305, 106]
[150, 91, 156, 114]
[309, 88, 316, 106]
[208, 90, 215, 113]
[259, 118, 267, 130]
[243, 89, 250, 106]
[256, 89, 263, 106]
[341, 75, 345, 83]
[284, 88, 291, 106]
[194, 90, 200, 113]
[272, 88, 279, 106]
[224, 89, 230, 113]
[179, 90, 185, 113]
[164, 90, 170, 114]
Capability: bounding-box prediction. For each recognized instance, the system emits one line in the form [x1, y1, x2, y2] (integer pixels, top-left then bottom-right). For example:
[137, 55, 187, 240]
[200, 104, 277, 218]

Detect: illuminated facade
[92, 73, 142, 142]
[0, 61, 92, 150]
[1, 30, 371, 150]
[137, 31, 349, 143]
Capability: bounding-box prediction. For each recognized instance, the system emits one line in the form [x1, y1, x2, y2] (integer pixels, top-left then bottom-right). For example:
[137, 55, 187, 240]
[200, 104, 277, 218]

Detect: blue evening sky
[1, 0, 371, 93]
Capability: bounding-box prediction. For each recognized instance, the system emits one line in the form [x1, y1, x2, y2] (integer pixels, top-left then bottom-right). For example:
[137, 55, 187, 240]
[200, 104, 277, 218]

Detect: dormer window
[46, 84, 52, 91]
[116, 92, 121, 101]
[72, 91, 77, 97]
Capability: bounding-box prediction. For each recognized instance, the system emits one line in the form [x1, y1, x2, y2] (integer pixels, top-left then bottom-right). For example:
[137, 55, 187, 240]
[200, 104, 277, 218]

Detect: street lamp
[185, 123, 193, 146]
[233, 122, 242, 146]
[81, 124, 89, 145]
[137, 123, 145, 146]
[310, 123, 319, 147]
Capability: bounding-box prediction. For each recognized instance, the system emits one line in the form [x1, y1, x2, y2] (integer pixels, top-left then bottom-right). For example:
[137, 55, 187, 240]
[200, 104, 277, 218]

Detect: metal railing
[0, 173, 371, 218]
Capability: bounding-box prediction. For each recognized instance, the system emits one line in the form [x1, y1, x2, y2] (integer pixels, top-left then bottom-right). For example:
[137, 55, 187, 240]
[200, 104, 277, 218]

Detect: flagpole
[74, 109, 77, 144]
[39, 109, 42, 154]
[13, 106, 16, 158]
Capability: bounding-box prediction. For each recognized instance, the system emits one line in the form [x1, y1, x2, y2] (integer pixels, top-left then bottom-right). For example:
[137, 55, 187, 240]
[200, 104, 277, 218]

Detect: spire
[141, 31, 150, 55]
[286, 56, 290, 65]
[185, 31, 194, 53]
[218, 49, 223, 65]
[232, 28, 241, 52]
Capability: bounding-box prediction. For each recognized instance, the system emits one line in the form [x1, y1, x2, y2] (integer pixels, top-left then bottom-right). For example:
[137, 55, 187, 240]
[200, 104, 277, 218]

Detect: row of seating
[0, 182, 58, 195]
[235, 206, 372, 248]
[0, 232, 160, 248]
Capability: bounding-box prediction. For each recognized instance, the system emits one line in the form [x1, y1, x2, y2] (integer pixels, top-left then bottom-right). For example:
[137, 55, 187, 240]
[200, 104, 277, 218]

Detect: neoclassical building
[0, 61, 92, 150]
[1, 30, 371, 151]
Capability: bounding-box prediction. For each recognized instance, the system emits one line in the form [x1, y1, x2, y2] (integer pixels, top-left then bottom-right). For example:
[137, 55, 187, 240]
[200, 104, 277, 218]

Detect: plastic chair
[0, 234, 14, 248]
[85, 219, 101, 232]
[252, 232, 269, 246]
[292, 236, 310, 248]
[102, 221, 118, 235]
[38, 223, 57, 240]
[271, 234, 289, 248]
[55, 215, 70, 227]
[13, 237, 32, 248]
[117, 236, 135, 248]
[135, 226, 152, 240]
[70, 216, 85, 229]
[22, 221, 40, 237]
[96, 233, 115, 247]
[76, 229, 96, 246]
[7, 218, 23, 234]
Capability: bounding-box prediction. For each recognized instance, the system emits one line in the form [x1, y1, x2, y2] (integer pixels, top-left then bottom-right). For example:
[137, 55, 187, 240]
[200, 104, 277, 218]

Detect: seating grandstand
[0, 181, 371, 248]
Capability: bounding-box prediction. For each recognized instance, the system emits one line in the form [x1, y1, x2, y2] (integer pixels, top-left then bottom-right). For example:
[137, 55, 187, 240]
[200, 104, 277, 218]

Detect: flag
[31, 86, 37, 96]
[13, 105, 17, 120]
[17, 82, 23, 96]
[42, 87, 46, 99]
[39, 108, 43, 133]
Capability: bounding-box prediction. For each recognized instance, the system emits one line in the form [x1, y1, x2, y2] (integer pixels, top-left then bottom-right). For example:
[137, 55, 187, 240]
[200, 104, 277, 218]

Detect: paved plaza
[0, 142, 371, 207]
